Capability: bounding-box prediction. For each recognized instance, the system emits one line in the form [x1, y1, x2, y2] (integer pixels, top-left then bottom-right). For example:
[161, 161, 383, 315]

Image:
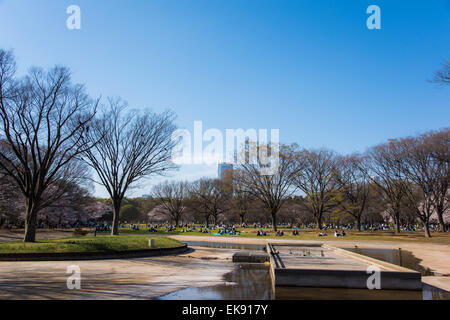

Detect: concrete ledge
[0, 244, 188, 261]
[422, 276, 450, 293]
[268, 243, 422, 291]
[232, 251, 269, 263]
[272, 268, 422, 290]
[322, 244, 418, 273]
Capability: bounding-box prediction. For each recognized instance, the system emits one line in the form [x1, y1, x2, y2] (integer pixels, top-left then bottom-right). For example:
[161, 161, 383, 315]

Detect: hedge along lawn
[0, 235, 183, 253]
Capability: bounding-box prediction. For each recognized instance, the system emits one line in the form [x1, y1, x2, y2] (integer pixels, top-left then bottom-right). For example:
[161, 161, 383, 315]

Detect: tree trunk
[355, 215, 361, 231]
[111, 198, 121, 236]
[394, 221, 400, 234]
[240, 214, 245, 225]
[393, 211, 401, 234]
[391, 206, 400, 234]
[271, 211, 277, 232]
[437, 210, 446, 232]
[24, 199, 39, 243]
[315, 215, 322, 230]
[424, 221, 431, 238]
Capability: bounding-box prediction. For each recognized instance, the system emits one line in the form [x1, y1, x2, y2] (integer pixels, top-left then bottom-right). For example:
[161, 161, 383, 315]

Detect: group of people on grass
[334, 230, 347, 237]
[216, 225, 241, 236]
[258, 228, 348, 237]
[90, 221, 449, 236]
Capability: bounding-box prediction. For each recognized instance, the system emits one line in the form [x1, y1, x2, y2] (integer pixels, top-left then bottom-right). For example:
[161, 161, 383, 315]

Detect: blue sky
[1, 0, 449, 197]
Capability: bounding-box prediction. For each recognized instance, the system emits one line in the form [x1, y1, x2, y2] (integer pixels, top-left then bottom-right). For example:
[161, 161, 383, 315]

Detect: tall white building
[218, 163, 233, 180]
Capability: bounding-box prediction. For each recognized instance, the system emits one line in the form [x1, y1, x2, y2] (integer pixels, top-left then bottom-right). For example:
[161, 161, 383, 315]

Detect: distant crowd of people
[3, 219, 447, 236]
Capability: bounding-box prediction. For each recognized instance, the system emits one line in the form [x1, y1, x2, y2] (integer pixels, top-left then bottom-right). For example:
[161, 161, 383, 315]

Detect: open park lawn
[0, 235, 182, 253]
[119, 226, 450, 244]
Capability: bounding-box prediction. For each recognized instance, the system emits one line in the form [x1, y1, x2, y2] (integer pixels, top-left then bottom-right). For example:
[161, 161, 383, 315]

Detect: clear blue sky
[1, 0, 449, 197]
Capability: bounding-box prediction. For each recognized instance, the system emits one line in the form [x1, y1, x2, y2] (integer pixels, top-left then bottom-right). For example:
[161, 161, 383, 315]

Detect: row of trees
[150, 129, 449, 238]
[0, 49, 178, 242]
[1, 49, 448, 241]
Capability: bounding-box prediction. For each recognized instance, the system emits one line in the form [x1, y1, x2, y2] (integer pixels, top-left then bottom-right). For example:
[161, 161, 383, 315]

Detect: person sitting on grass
[292, 230, 299, 236]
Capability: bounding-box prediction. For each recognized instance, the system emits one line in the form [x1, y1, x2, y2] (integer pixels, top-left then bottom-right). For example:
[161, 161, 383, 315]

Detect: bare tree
[1, 154, 96, 229]
[189, 178, 229, 227]
[362, 142, 407, 233]
[288, 196, 316, 226]
[0, 167, 23, 227]
[229, 170, 257, 225]
[38, 183, 93, 228]
[293, 149, 339, 230]
[393, 131, 449, 237]
[334, 155, 371, 231]
[81, 98, 177, 235]
[237, 143, 298, 232]
[430, 61, 450, 85]
[153, 180, 188, 227]
[426, 129, 450, 231]
[0, 49, 98, 242]
[363, 198, 385, 229]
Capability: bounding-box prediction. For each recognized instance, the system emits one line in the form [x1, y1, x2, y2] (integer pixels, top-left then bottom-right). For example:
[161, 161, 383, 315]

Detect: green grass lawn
[118, 226, 450, 244]
[0, 235, 182, 253]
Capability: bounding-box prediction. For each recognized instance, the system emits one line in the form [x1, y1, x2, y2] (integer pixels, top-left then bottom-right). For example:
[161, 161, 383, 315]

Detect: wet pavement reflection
[160, 243, 449, 300]
[345, 247, 435, 276]
[159, 263, 449, 300]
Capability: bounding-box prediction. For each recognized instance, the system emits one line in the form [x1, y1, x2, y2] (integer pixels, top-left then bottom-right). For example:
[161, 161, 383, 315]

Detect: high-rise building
[218, 163, 233, 180]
